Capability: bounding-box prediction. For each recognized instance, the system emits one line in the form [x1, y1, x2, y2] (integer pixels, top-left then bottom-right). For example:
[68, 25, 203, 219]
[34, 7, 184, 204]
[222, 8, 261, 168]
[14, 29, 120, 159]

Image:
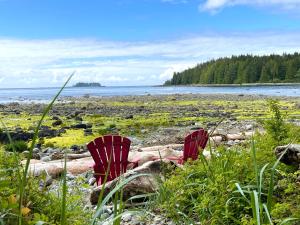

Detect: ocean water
[0, 85, 299, 103]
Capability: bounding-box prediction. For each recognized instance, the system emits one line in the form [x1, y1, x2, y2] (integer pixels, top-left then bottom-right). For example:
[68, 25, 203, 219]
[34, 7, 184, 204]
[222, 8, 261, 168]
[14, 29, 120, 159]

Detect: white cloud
[200, 0, 300, 12]
[0, 31, 300, 87]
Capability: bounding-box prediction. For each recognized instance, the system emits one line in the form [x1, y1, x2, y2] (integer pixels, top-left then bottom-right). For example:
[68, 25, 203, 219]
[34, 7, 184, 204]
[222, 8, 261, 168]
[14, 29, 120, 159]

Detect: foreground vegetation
[165, 53, 300, 85]
[1, 89, 300, 224]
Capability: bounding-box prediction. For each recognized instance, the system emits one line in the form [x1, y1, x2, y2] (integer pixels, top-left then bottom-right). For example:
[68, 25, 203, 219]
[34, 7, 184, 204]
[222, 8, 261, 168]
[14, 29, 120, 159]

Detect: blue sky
[0, 0, 300, 87]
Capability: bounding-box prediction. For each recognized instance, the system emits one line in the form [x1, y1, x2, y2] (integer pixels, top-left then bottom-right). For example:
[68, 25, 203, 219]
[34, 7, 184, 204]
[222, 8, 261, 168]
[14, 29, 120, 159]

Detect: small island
[73, 82, 102, 87]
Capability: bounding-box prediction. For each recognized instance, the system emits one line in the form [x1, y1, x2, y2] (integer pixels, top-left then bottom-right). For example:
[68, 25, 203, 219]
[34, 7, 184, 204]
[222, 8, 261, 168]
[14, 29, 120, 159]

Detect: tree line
[164, 53, 300, 85]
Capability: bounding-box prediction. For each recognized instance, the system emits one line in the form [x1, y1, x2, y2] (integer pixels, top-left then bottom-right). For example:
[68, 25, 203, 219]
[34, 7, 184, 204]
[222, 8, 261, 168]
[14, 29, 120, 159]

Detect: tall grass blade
[251, 136, 259, 190]
[278, 218, 300, 225]
[259, 163, 269, 201]
[199, 152, 215, 182]
[235, 183, 250, 204]
[250, 190, 260, 225]
[262, 203, 273, 225]
[267, 143, 291, 211]
[60, 152, 67, 225]
[18, 73, 74, 225]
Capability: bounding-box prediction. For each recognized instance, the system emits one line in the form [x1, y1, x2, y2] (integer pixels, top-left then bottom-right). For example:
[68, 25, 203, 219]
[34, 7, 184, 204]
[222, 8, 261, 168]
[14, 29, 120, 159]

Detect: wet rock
[75, 116, 83, 121]
[38, 126, 59, 138]
[52, 116, 60, 120]
[84, 128, 93, 136]
[71, 123, 88, 129]
[70, 145, 80, 151]
[125, 115, 134, 119]
[52, 119, 63, 126]
[0, 129, 34, 143]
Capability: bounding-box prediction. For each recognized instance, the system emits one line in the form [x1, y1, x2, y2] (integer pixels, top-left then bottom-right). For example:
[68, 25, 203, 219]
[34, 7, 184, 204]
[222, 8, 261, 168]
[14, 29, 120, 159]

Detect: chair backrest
[183, 129, 209, 162]
[87, 135, 131, 185]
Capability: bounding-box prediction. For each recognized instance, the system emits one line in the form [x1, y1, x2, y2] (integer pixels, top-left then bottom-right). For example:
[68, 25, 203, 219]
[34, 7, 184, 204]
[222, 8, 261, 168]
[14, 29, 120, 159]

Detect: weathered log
[90, 160, 178, 205]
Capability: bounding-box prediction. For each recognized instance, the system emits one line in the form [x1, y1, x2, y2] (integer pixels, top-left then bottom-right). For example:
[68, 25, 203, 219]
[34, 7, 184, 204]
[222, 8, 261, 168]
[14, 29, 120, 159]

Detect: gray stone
[41, 156, 52, 162]
[122, 212, 133, 222]
[33, 148, 40, 153]
[227, 140, 235, 146]
[245, 124, 253, 130]
[88, 177, 96, 186]
[66, 173, 76, 180]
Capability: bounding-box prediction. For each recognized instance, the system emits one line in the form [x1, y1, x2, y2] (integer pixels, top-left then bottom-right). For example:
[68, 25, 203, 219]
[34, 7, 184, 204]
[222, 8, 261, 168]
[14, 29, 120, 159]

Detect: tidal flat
[1, 93, 300, 149]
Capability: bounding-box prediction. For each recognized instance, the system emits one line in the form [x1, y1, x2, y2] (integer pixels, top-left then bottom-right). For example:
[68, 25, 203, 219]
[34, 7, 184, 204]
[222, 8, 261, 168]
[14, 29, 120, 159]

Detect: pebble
[122, 212, 132, 222]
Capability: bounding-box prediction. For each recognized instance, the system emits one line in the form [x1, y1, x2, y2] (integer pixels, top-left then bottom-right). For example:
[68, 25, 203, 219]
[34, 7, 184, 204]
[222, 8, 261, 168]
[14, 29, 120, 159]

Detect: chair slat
[87, 135, 131, 185]
[183, 129, 208, 163]
[113, 135, 122, 177]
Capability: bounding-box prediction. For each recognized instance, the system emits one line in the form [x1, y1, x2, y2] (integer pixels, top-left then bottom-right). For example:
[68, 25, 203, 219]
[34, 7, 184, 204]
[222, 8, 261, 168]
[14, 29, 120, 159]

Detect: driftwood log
[90, 160, 178, 205]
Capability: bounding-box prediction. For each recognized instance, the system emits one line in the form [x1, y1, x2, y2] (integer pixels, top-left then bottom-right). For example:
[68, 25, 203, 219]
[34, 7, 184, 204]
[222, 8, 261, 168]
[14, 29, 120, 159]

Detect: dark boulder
[52, 119, 63, 126]
[275, 144, 300, 166]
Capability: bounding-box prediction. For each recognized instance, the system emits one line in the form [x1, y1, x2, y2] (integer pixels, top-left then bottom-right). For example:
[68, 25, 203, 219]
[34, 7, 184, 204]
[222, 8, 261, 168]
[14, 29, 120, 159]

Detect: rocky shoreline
[2, 93, 300, 224]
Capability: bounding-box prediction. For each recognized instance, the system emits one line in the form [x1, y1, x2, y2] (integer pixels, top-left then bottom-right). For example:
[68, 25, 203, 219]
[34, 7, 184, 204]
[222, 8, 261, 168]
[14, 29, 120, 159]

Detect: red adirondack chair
[158, 129, 209, 164]
[87, 135, 138, 185]
[180, 129, 209, 164]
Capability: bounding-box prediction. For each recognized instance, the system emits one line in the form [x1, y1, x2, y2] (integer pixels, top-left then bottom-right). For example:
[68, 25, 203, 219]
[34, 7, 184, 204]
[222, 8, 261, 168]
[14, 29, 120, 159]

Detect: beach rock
[90, 160, 178, 205]
[75, 116, 83, 121]
[71, 123, 87, 129]
[39, 175, 53, 188]
[84, 128, 93, 136]
[51, 152, 64, 160]
[275, 144, 300, 166]
[52, 119, 63, 126]
[70, 144, 80, 151]
[41, 156, 52, 162]
[52, 116, 60, 120]
[33, 148, 40, 153]
[38, 126, 61, 138]
[245, 124, 253, 130]
[0, 130, 34, 143]
[125, 115, 134, 119]
[22, 151, 41, 160]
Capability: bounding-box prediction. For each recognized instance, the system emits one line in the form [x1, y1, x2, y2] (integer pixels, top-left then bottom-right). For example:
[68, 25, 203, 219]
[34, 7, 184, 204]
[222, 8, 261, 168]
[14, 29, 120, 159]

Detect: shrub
[263, 100, 288, 144]
[4, 140, 28, 152]
[158, 138, 300, 224]
[158, 146, 254, 224]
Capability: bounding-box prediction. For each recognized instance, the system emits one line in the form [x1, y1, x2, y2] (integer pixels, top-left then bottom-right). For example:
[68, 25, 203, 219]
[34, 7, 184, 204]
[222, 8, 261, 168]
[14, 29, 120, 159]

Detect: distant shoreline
[161, 83, 300, 87]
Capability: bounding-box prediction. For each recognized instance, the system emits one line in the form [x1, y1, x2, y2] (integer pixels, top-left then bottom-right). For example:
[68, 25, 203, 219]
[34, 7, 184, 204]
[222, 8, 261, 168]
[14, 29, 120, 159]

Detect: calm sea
[0, 85, 299, 103]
